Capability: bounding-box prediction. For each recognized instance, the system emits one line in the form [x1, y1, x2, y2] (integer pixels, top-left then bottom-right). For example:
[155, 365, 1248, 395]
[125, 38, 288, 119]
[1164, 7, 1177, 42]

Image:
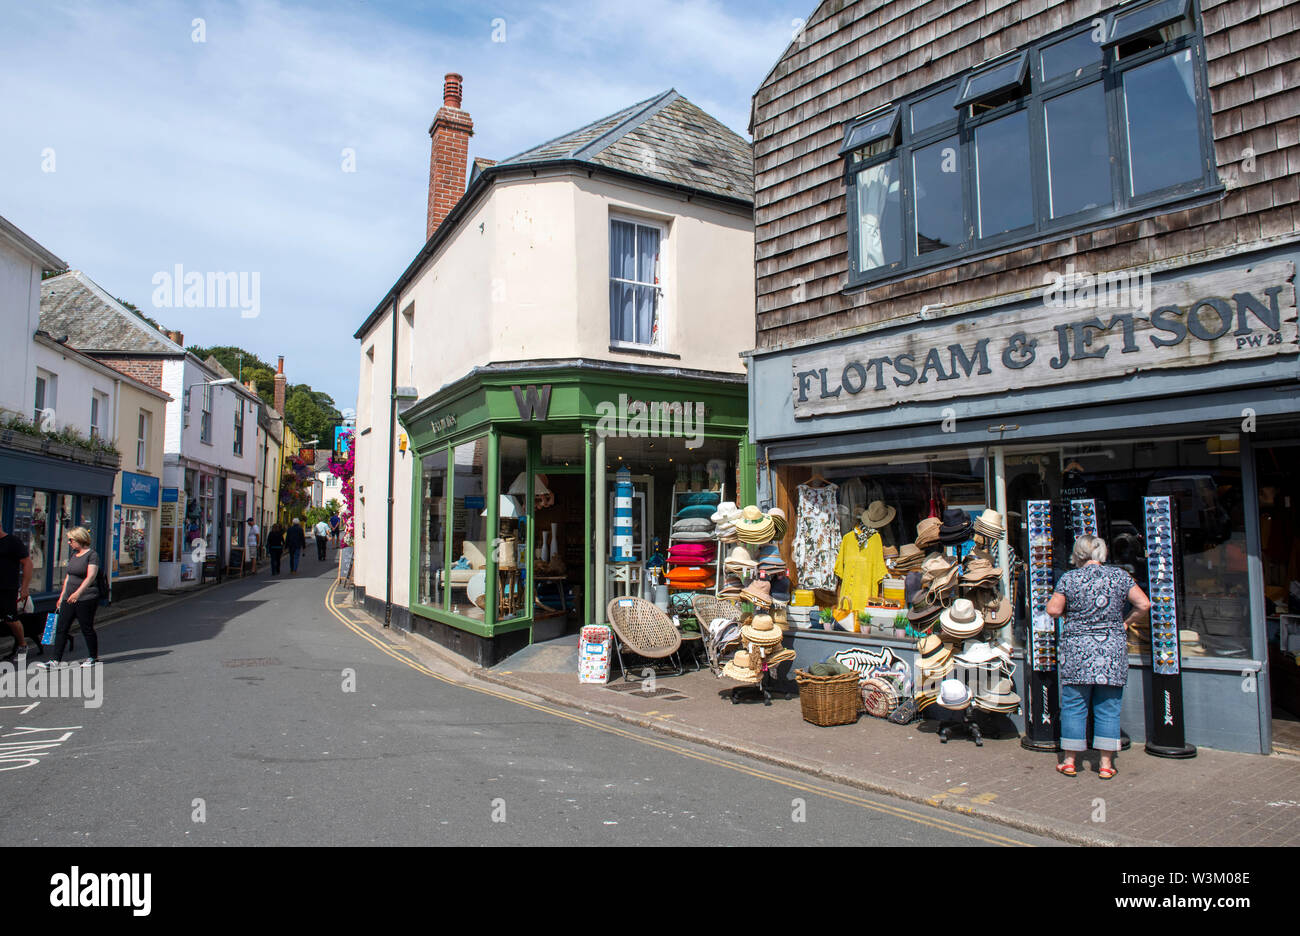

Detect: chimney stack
[427, 72, 474, 240]
[274, 355, 286, 415]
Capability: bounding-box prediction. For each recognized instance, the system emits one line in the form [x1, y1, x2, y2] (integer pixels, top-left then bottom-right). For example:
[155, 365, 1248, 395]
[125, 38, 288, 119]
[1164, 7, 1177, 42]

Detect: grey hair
[1072, 535, 1108, 567]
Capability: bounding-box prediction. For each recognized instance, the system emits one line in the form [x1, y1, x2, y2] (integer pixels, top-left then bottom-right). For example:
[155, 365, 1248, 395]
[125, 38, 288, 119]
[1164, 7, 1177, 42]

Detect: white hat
[711, 501, 740, 523]
[937, 678, 973, 710]
[940, 598, 984, 639]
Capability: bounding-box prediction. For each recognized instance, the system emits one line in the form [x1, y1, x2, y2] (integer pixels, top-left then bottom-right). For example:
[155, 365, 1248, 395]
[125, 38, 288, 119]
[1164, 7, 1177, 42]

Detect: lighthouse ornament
[612, 466, 635, 561]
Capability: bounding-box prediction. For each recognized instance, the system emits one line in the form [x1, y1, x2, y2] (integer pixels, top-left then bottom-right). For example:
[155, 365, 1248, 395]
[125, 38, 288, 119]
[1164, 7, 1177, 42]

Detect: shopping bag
[831, 597, 857, 633]
[41, 612, 58, 646]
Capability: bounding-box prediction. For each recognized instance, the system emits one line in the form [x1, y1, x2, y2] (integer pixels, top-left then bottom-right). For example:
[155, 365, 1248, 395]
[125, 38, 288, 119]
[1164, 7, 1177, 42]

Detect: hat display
[973, 676, 1021, 713]
[740, 613, 784, 646]
[937, 678, 973, 710]
[972, 509, 1005, 540]
[767, 507, 788, 540]
[960, 556, 1003, 586]
[893, 543, 925, 572]
[915, 516, 942, 550]
[734, 505, 776, 544]
[723, 546, 756, 569]
[722, 656, 761, 684]
[940, 598, 984, 639]
[907, 592, 943, 626]
[710, 501, 740, 523]
[938, 508, 973, 545]
[861, 500, 896, 529]
[740, 578, 774, 608]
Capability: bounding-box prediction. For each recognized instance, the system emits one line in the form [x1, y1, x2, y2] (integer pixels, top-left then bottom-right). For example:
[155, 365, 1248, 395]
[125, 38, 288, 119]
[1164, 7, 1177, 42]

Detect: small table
[608, 561, 644, 599]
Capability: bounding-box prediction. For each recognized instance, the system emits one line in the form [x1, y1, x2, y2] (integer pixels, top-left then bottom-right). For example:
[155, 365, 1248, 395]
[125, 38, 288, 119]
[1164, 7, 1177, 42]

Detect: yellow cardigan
[834, 529, 886, 608]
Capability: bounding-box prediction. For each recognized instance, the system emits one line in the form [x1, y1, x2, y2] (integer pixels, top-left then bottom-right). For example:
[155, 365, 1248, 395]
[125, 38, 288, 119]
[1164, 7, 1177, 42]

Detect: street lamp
[182, 376, 238, 425]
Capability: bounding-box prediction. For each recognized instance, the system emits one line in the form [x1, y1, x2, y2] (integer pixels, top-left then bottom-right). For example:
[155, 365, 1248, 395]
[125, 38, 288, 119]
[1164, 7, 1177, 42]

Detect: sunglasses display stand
[1142, 495, 1197, 758]
[1021, 499, 1060, 751]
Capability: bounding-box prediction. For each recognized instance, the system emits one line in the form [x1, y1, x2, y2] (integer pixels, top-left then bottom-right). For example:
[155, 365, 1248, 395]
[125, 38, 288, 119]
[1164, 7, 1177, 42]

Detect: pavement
[342, 603, 1300, 848]
[0, 560, 1056, 846]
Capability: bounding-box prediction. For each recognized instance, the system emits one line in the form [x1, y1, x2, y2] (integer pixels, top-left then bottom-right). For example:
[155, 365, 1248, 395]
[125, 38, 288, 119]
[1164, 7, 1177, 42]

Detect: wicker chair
[691, 595, 743, 675]
[606, 597, 684, 682]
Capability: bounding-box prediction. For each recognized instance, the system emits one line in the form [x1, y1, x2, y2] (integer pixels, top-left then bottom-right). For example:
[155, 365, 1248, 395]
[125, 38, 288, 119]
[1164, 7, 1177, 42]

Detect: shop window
[449, 438, 488, 619]
[119, 508, 150, 577]
[497, 436, 529, 621]
[50, 494, 74, 594]
[137, 410, 150, 469]
[539, 434, 583, 467]
[609, 217, 663, 348]
[842, 0, 1214, 288]
[1044, 82, 1112, 218]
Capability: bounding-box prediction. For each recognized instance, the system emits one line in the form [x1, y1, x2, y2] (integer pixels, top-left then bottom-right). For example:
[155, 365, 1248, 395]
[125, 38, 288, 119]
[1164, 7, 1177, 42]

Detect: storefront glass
[539, 433, 584, 467]
[28, 492, 49, 590]
[50, 494, 74, 594]
[450, 437, 488, 620]
[497, 437, 529, 620]
[119, 508, 150, 577]
[418, 448, 448, 609]
[231, 491, 247, 548]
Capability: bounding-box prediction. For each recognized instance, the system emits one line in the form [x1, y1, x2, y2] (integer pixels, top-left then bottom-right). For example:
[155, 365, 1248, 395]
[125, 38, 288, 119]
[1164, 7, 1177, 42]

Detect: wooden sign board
[792, 261, 1298, 418]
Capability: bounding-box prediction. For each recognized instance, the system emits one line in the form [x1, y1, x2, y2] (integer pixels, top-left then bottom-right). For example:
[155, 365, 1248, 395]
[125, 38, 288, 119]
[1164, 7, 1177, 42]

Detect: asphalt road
[0, 558, 1056, 847]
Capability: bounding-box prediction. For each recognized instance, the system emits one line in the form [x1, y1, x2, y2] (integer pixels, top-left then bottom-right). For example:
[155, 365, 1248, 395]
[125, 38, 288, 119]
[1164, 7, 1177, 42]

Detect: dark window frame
[843, 0, 1216, 290]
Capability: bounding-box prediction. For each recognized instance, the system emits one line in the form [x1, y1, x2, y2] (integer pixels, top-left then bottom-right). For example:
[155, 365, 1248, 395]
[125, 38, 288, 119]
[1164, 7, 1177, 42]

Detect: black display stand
[1021, 669, 1060, 750]
[1142, 495, 1197, 759]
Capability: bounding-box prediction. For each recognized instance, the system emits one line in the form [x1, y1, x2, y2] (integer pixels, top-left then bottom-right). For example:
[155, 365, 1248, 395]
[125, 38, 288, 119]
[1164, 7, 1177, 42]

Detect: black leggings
[54, 599, 98, 662]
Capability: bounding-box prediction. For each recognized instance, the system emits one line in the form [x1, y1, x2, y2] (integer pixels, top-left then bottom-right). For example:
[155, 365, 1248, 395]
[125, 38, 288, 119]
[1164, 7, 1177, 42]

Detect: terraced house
[748, 0, 1300, 754]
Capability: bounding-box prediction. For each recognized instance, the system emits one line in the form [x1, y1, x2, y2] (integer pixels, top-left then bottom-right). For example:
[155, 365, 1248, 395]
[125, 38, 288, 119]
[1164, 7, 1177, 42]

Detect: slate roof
[495, 90, 752, 202]
[39, 271, 184, 354]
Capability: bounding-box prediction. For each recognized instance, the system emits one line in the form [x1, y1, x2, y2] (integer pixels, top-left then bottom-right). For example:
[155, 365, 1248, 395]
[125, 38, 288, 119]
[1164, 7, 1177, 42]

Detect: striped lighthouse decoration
[612, 466, 635, 561]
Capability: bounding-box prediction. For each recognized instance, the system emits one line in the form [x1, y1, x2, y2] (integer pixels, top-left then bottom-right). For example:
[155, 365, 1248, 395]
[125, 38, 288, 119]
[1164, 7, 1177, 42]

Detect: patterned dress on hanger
[793, 482, 840, 591]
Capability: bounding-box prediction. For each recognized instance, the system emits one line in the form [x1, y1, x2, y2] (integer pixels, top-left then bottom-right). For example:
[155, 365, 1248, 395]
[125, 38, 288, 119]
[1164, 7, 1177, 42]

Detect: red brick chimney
[427, 72, 474, 240]
[274, 355, 286, 415]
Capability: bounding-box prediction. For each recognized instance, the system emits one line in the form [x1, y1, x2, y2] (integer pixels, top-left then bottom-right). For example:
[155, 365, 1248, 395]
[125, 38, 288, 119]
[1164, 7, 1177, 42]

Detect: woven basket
[794, 669, 861, 727]
[861, 677, 901, 718]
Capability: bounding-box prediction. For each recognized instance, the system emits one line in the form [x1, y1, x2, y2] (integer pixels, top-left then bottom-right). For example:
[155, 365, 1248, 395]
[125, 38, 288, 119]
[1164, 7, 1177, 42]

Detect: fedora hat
[861, 500, 896, 528]
[915, 516, 942, 549]
[741, 612, 783, 645]
[940, 598, 984, 638]
[938, 508, 973, 544]
[983, 596, 1012, 626]
[894, 543, 925, 567]
[937, 678, 973, 710]
[973, 509, 1005, 538]
[907, 593, 943, 623]
[903, 570, 925, 605]
[740, 578, 774, 608]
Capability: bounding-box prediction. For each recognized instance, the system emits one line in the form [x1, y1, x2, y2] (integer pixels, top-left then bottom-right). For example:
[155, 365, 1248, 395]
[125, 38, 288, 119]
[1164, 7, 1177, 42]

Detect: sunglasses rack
[1021, 498, 1061, 751]
[1141, 495, 1197, 758]
[1069, 498, 1098, 538]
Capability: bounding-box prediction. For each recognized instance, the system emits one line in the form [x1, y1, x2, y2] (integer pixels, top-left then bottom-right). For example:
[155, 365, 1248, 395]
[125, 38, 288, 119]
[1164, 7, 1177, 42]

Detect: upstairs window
[34, 370, 57, 425]
[609, 217, 664, 348]
[233, 399, 245, 456]
[137, 410, 150, 468]
[844, 0, 1214, 288]
[90, 391, 107, 439]
[200, 385, 213, 444]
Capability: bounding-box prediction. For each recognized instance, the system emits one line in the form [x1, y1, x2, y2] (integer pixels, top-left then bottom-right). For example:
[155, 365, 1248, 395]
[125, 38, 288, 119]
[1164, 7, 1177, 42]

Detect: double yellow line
[323, 581, 1034, 846]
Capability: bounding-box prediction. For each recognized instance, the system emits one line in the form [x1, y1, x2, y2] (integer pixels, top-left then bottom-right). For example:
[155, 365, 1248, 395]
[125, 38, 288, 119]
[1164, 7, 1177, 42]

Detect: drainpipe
[594, 433, 606, 623]
[385, 296, 399, 627]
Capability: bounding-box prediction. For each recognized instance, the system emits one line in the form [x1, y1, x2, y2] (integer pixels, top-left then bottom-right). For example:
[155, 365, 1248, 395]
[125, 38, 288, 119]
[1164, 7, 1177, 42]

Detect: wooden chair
[691, 595, 743, 675]
[605, 597, 684, 682]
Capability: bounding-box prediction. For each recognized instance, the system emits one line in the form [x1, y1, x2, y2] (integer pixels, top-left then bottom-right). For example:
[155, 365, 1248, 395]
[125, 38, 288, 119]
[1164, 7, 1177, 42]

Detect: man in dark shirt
[285, 518, 306, 575]
[0, 521, 38, 660]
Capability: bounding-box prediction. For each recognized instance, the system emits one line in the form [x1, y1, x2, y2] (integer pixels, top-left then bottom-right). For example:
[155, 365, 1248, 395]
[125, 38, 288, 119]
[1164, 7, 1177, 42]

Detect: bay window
[845, 0, 1216, 287]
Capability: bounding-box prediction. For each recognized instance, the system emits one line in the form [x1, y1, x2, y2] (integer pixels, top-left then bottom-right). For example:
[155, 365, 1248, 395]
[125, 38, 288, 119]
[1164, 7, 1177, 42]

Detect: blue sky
[0, 0, 802, 410]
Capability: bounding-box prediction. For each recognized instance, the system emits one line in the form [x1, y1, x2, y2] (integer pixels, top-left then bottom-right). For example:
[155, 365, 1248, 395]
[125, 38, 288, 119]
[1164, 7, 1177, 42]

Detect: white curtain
[857, 160, 897, 272]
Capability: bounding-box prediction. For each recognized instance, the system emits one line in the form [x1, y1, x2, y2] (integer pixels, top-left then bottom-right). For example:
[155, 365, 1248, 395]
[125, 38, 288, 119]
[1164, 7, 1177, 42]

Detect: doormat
[604, 683, 687, 701]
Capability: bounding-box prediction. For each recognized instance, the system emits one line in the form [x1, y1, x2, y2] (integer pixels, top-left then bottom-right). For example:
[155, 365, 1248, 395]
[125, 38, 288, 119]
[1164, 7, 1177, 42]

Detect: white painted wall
[0, 239, 50, 421]
[30, 341, 120, 439]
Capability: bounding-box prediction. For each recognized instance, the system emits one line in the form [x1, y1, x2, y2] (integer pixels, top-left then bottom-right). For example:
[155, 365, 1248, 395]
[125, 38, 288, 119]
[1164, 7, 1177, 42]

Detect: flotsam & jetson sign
[791, 261, 1297, 417]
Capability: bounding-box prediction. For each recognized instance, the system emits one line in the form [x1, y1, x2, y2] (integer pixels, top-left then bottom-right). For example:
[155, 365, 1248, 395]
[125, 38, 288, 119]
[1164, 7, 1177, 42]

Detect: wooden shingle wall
[752, 0, 1300, 349]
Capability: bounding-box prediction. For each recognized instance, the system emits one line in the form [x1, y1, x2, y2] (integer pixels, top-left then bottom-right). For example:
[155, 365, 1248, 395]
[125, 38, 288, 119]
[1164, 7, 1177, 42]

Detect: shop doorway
[1255, 444, 1300, 755]
[532, 471, 585, 641]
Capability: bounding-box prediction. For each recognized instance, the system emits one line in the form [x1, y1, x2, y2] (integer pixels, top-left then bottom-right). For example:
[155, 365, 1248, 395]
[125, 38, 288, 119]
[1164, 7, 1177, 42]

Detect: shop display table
[608, 560, 644, 599]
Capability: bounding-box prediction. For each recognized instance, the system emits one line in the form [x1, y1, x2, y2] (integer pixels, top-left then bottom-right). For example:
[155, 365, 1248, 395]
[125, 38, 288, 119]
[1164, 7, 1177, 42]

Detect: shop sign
[430, 413, 458, 437]
[162, 487, 179, 503]
[121, 472, 160, 508]
[512, 384, 551, 421]
[791, 262, 1298, 417]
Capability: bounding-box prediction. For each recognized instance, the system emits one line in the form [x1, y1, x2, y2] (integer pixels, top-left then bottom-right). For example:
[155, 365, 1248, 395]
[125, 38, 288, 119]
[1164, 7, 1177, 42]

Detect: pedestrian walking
[1046, 535, 1150, 780]
[266, 523, 285, 576]
[314, 518, 330, 560]
[247, 518, 260, 573]
[0, 521, 39, 661]
[37, 526, 102, 668]
[329, 511, 341, 546]
[286, 518, 306, 574]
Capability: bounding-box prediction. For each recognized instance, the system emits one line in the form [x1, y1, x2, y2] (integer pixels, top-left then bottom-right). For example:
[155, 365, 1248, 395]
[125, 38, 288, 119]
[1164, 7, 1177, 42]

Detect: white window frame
[90, 391, 108, 439]
[233, 398, 245, 456]
[200, 384, 213, 444]
[137, 410, 150, 468]
[608, 214, 668, 351]
[34, 369, 57, 425]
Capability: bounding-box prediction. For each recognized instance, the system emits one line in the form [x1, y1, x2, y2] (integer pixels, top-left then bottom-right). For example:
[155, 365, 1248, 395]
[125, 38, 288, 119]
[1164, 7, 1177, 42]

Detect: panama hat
[722, 651, 761, 684]
[907, 592, 943, 625]
[741, 612, 783, 645]
[973, 509, 1005, 539]
[724, 546, 756, 569]
[710, 501, 739, 523]
[937, 678, 973, 710]
[973, 676, 1021, 711]
[915, 516, 942, 549]
[734, 506, 776, 543]
[861, 500, 896, 528]
[940, 598, 984, 639]
[740, 578, 774, 608]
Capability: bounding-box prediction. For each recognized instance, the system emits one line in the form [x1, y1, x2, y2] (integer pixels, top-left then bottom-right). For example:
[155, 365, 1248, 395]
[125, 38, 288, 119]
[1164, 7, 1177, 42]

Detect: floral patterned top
[1053, 564, 1137, 688]
[792, 482, 839, 591]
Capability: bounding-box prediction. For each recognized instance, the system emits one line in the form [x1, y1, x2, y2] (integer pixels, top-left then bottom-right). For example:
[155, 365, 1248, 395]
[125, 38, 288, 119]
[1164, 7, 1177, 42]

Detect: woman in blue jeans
[1046, 535, 1150, 779]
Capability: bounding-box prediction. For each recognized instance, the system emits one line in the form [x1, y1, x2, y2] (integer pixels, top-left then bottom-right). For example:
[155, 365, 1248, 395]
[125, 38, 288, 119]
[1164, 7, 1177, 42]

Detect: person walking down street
[37, 527, 102, 668]
[247, 518, 260, 574]
[286, 518, 306, 575]
[329, 511, 341, 545]
[1046, 535, 1150, 780]
[266, 524, 285, 576]
[314, 518, 330, 560]
[0, 521, 40, 661]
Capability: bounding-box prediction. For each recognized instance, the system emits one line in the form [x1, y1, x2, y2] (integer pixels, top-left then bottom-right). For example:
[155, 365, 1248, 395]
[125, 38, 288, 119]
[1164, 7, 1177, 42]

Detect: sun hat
[915, 516, 942, 549]
[718, 574, 745, 597]
[723, 546, 756, 568]
[740, 578, 774, 608]
[904, 570, 925, 605]
[973, 676, 1021, 711]
[907, 593, 943, 625]
[937, 678, 973, 710]
[960, 557, 1003, 585]
[722, 654, 761, 683]
[861, 500, 896, 528]
[954, 641, 1002, 665]
[767, 507, 788, 540]
[893, 543, 925, 570]
[741, 613, 783, 645]
[983, 596, 1013, 627]
[734, 505, 776, 543]
[938, 508, 973, 544]
[769, 576, 792, 603]
[940, 598, 984, 639]
[710, 501, 740, 523]
[916, 633, 948, 662]
[973, 509, 1005, 539]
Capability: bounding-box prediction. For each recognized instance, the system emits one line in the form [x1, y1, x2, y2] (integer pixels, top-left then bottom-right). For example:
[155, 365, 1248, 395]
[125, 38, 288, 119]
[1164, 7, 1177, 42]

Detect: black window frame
[843, 0, 1217, 290]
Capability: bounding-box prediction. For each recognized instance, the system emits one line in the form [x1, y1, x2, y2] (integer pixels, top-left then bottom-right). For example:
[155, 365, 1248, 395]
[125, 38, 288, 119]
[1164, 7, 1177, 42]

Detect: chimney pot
[427, 72, 474, 240]
[443, 73, 463, 109]
[277, 355, 285, 375]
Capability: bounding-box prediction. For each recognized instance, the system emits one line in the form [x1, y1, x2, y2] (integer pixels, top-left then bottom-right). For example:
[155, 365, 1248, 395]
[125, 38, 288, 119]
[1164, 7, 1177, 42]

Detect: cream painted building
[353, 80, 755, 663]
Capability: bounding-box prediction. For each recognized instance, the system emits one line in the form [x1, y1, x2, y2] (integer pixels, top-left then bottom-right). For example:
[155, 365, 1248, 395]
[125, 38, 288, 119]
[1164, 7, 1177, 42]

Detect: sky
[0, 0, 803, 411]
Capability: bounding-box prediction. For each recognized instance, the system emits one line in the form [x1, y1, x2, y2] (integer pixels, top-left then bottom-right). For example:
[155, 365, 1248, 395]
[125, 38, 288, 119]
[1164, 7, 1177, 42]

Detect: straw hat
[740, 578, 773, 608]
[765, 646, 796, 667]
[734, 505, 776, 543]
[710, 501, 740, 523]
[722, 654, 761, 683]
[724, 546, 756, 568]
[937, 678, 973, 710]
[741, 612, 783, 645]
[973, 676, 1021, 710]
[940, 598, 984, 639]
[861, 500, 896, 528]
[973, 509, 1005, 539]
[960, 557, 1003, 585]
[915, 516, 942, 549]
[893, 543, 925, 570]
[767, 507, 788, 540]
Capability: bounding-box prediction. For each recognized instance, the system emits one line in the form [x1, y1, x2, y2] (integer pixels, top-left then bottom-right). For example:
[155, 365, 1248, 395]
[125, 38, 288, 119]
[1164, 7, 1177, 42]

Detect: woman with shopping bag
[35, 527, 102, 669]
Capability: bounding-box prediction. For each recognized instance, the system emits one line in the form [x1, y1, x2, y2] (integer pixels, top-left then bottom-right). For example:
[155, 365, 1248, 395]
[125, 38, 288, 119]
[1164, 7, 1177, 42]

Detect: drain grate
[604, 683, 687, 700]
[222, 657, 282, 668]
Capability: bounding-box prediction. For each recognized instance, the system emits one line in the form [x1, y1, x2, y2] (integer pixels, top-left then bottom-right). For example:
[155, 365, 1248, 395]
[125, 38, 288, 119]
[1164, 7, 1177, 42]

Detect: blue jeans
[289, 547, 301, 572]
[1060, 683, 1123, 752]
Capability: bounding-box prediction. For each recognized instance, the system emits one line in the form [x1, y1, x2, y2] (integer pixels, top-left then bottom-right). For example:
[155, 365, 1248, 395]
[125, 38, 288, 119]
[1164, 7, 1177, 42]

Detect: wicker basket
[794, 669, 861, 727]
[861, 677, 901, 718]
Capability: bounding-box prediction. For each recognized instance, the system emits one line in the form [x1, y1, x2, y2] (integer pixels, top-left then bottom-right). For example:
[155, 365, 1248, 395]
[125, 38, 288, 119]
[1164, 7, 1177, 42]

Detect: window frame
[137, 410, 149, 468]
[843, 0, 1216, 290]
[200, 384, 213, 445]
[608, 214, 668, 351]
[233, 398, 245, 456]
[33, 370, 57, 425]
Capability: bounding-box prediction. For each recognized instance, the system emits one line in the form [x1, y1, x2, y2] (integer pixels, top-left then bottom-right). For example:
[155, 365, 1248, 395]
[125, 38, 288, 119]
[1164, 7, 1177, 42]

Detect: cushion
[678, 492, 722, 507]
[673, 518, 714, 534]
[668, 546, 716, 560]
[671, 531, 716, 543]
[666, 566, 714, 583]
[674, 504, 717, 520]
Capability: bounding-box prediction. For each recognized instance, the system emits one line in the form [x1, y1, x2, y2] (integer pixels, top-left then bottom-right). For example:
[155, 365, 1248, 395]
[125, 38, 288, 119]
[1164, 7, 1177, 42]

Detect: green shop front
[399, 361, 754, 665]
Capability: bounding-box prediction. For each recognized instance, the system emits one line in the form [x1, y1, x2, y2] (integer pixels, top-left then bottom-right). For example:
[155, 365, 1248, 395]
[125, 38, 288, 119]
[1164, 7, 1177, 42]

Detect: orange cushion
[667, 566, 713, 583]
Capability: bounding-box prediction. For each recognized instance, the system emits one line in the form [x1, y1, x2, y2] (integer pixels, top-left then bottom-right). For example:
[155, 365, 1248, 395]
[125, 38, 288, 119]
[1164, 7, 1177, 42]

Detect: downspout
[385, 296, 399, 627]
